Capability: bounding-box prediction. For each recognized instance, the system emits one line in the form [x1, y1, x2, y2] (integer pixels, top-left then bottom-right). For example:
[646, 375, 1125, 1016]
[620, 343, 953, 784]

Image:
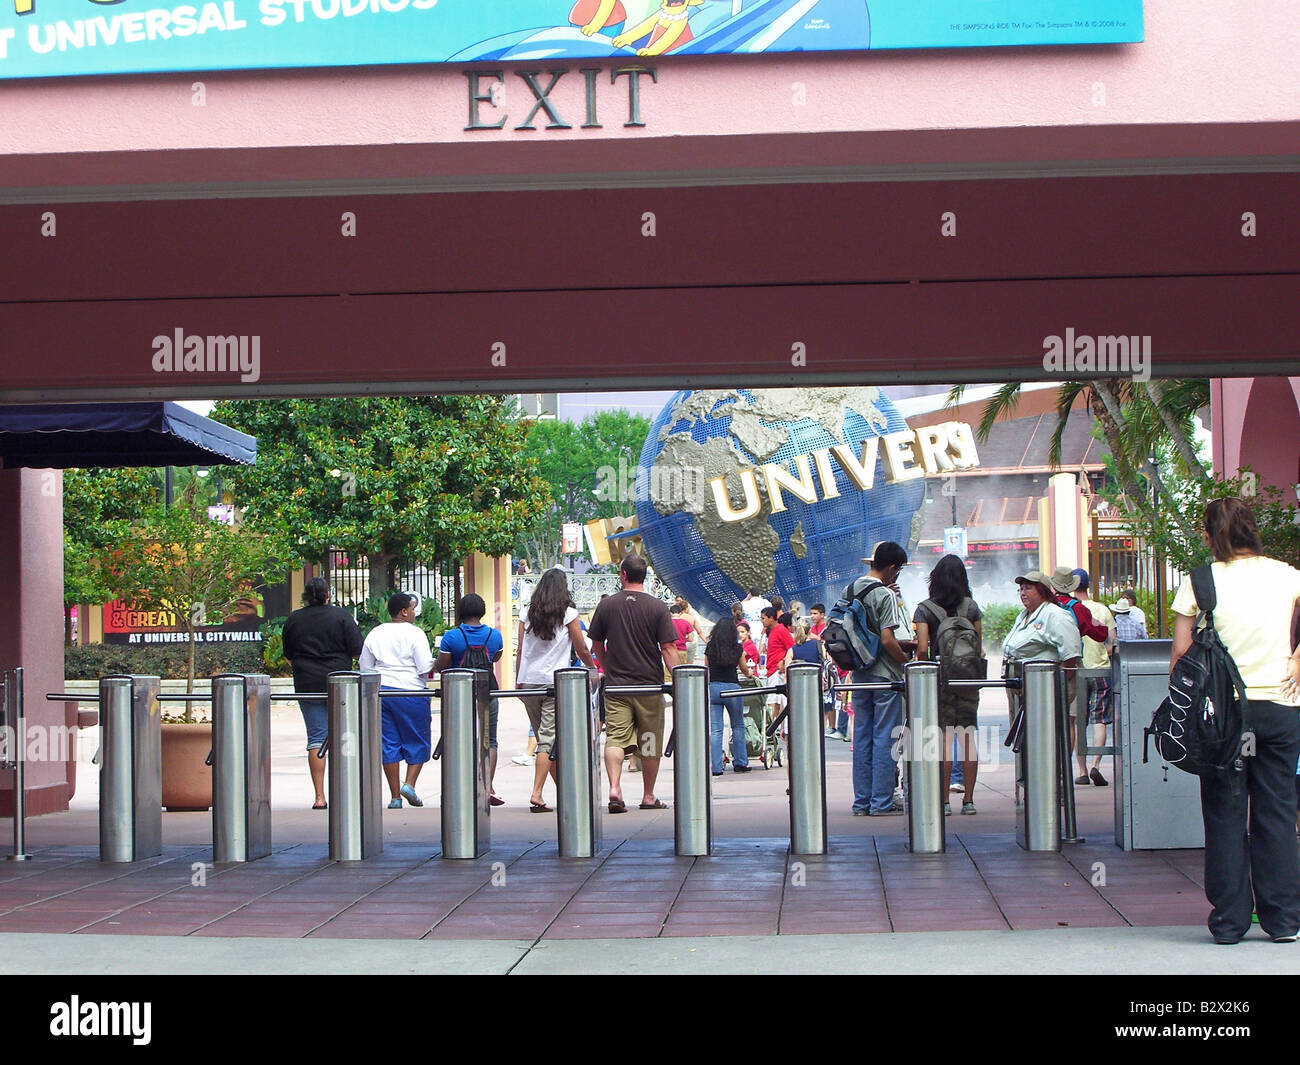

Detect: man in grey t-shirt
[849, 542, 915, 815]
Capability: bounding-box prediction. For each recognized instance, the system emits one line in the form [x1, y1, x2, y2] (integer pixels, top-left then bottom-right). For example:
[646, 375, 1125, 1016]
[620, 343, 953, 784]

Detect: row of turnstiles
[38, 658, 1078, 864]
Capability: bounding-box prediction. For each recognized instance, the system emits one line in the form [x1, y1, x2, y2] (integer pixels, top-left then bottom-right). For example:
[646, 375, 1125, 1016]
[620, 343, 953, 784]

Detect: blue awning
[0, 402, 256, 469]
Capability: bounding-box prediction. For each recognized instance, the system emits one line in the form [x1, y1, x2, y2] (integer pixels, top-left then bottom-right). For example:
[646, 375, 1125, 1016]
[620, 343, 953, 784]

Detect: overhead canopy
[0, 402, 256, 469]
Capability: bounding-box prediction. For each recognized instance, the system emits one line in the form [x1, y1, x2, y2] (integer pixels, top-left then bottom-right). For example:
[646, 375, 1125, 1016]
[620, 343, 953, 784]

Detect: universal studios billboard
[0, 0, 1142, 81]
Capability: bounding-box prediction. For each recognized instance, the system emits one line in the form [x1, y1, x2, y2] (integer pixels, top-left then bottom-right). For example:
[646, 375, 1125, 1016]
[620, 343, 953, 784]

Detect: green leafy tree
[102, 482, 292, 703]
[210, 396, 551, 590]
[63, 467, 162, 645]
[518, 410, 651, 569]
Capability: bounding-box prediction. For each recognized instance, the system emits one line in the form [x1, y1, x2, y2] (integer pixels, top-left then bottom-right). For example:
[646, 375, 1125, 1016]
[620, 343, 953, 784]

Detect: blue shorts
[298, 698, 327, 750]
[381, 689, 432, 765]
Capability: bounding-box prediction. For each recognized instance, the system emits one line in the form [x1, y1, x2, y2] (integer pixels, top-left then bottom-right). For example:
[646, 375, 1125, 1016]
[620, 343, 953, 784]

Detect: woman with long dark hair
[705, 616, 754, 775]
[914, 555, 984, 814]
[1172, 497, 1300, 944]
[515, 568, 596, 811]
[281, 577, 363, 809]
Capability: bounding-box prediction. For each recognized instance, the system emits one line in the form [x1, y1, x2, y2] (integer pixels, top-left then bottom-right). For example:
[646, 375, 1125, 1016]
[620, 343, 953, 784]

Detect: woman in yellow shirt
[1171, 497, 1300, 945]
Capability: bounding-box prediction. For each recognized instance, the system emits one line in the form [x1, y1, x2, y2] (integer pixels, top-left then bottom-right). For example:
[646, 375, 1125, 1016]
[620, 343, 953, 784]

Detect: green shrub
[354, 590, 445, 645]
[65, 642, 276, 680]
[981, 602, 1020, 652]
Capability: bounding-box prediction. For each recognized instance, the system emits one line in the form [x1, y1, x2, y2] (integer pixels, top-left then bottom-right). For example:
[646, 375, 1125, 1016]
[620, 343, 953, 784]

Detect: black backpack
[1144, 566, 1247, 781]
[458, 625, 495, 674]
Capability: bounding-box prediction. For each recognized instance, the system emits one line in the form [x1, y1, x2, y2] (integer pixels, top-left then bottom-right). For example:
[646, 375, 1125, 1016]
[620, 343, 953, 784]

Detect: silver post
[904, 660, 945, 853]
[441, 669, 490, 859]
[554, 668, 600, 858]
[1019, 660, 1061, 852]
[787, 663, 827, 856]
[212, 674, 272, 863]
[672, 664, 710, 857]
[5, 668, 29, 861]
[328, 671, 383, 862]
[99, 675, 161, 864]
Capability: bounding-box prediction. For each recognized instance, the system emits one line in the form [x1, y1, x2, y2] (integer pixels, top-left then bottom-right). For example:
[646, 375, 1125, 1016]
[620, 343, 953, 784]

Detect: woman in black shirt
[281, 577, 364, 809]
[706, 617, 754, 775]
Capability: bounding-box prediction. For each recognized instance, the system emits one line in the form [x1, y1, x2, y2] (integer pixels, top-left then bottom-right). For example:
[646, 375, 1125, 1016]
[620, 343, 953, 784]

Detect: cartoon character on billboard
[613, 0, 705, 55]
[569, 0, 628, 38]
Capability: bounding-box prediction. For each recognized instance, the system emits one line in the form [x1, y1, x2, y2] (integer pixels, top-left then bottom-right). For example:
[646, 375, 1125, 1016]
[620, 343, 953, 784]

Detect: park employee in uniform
[587, 553, 678, 814]
[1002, 570, 1083, 807]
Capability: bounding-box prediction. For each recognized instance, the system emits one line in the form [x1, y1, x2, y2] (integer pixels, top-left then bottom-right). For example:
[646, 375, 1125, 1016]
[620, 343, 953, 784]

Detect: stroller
[723, 674, 783, 769]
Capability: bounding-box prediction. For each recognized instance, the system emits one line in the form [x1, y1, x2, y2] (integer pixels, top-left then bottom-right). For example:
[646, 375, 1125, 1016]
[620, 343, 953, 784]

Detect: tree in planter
[103, 481, 291, 709]
[63, 467, 161, 645]
[210, 396, 551, 590]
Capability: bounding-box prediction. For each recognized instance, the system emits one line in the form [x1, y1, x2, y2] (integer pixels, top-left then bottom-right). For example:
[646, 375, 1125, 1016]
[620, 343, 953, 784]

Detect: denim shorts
[298, 698, 328, 750]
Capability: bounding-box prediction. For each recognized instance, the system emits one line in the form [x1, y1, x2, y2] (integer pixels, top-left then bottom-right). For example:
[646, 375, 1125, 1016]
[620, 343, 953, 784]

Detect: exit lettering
[466, 67, 657, 132]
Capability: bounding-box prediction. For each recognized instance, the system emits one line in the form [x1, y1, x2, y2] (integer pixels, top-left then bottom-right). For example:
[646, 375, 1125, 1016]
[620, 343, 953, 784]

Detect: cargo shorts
[604, 692, 666, 757]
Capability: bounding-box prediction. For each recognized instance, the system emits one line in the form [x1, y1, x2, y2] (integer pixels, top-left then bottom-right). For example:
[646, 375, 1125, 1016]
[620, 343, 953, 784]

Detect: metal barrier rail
[50, 689, 442, 703]
[2, 668, 29, 861]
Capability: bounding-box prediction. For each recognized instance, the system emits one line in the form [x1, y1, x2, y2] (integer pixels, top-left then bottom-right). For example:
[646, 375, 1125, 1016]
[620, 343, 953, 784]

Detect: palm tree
[947, 378, 1209, 540]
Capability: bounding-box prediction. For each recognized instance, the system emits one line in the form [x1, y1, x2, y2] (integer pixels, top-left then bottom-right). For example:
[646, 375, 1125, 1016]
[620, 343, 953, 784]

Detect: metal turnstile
[1114, 640, 1204, 850]
[904, 661, 944, 854]
[211, 674, 272, 863]
[554, 667, 601, 858]
[787, 663, 828, 856]
[327, 671, 383, 862]
[1, 668, 29, 861]
[440, 668, 491, 859]
[672, 664, 711, 857]
[1017, 660, 1061, 852]
[99, 675, 162, 863]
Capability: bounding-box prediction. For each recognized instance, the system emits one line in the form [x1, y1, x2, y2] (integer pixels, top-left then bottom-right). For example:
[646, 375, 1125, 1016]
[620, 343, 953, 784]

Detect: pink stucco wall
[1212, 378, 1300, 493]
[0, 470, 72, 817]
[1, 0, 1296, 191]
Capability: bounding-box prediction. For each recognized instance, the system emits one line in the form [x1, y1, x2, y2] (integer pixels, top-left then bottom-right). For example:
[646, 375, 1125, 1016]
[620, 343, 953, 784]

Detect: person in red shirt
[736, 622, 760, 672]
[1050, 566, 1109, 643]
[670, 604, 694, 667]
[809, 603, 827, 639]
[761, 607, 794, 678]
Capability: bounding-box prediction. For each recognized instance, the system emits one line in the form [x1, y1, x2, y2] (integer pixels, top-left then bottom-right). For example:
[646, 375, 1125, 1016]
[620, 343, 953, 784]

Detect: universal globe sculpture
[634, 388, 928, 622]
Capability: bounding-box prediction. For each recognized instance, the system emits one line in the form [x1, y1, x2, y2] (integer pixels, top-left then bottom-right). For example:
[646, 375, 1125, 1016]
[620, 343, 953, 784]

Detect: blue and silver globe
[635, 388, 926, 623]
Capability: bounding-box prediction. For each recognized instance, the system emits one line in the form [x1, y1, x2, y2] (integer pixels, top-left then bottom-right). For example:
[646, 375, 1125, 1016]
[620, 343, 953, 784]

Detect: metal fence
[1089, 516, 1183, 637]
[322, 552, 461, 622]
[511, 571, 675, 617]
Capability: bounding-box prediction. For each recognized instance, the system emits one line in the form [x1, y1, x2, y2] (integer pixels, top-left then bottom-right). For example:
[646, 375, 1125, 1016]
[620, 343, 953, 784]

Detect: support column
[0, 469, 72, 815]
[463, 553, 514, 690]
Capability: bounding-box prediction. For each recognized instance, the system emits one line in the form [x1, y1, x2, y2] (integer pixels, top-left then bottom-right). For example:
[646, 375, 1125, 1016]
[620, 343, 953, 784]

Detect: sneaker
[733, 765, 752, 773]
[841, 731, 850, 742]
[511, 754, 536, 766]
[852, 808, 871, 817]
[962, 801, 977, 815]
[1089, 767, 1109, 786]
[400, 784, 423, 808]
[1274, 933, 1298, 943]
[949, 783, 965, 793]
[1074, 774, 1091, 785]
[943, 802, 951, 815]
[872, 803, 905, 816]
[824, 728, 840, 738]
[387, 797, 402, 809]
[893, 788, 905, 806]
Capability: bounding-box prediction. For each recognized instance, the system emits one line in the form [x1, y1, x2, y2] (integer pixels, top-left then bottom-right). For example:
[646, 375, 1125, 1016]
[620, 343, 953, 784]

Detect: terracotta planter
[161, 722, 213, 812]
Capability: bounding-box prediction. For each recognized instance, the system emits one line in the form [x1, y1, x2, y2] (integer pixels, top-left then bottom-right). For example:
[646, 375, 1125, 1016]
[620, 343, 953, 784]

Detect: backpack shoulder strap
[921, 598, 947, 622]
[1191, 564, 1217, 622]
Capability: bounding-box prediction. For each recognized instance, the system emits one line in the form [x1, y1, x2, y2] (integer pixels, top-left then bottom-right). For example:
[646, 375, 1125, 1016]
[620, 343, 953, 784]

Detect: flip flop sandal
[608, 798, 628, 814]
[312, 801, 328, 810]
[529, 802, 554, 813]
[639, 799, 669, 810]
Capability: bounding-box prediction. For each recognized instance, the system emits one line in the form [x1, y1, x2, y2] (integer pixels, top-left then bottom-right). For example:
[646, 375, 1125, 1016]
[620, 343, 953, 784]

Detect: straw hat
[1112, 597, 1132, 614]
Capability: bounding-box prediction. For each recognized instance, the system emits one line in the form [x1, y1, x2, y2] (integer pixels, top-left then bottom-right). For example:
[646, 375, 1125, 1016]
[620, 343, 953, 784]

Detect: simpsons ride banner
[1, 0, 1142, 81]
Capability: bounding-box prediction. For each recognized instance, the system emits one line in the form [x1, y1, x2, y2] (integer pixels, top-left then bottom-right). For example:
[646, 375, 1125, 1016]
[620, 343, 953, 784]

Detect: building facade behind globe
[635, 388, 926, 623]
